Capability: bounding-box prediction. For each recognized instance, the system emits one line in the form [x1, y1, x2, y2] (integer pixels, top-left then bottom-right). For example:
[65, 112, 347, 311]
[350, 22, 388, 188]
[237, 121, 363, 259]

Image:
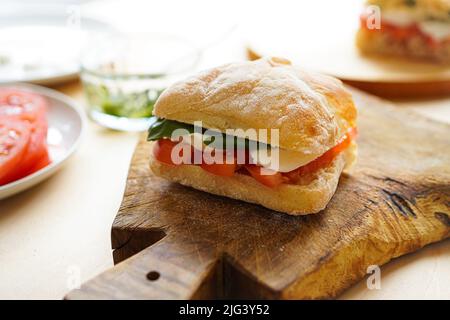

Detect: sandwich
[357, 0, 450, 63]
[147, 57, 358, 215]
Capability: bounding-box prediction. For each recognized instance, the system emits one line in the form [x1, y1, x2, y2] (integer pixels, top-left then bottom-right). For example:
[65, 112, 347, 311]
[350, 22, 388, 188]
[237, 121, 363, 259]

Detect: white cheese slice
[418, 21, 450, 41]
[178, 133, 321, 171]
[382, 11, 416, 27]
[249, 146, 320, 173]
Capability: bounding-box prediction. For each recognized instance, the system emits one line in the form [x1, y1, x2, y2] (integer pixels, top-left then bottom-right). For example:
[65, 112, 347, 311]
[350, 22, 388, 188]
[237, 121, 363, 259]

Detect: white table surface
[0, 0, 449, 300]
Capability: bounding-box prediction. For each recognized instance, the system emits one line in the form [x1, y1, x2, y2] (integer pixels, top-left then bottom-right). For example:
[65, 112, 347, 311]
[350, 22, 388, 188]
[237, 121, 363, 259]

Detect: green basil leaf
[147, 117, 270, 150]
[147, 117, 195, 141]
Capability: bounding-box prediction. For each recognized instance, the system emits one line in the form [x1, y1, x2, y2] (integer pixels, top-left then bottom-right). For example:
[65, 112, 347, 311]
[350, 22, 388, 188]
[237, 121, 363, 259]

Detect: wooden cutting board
[66, 89, 450, 299]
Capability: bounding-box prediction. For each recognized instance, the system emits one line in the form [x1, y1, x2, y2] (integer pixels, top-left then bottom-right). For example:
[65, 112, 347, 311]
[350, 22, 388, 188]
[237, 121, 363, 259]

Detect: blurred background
[1, 0, 449, 128]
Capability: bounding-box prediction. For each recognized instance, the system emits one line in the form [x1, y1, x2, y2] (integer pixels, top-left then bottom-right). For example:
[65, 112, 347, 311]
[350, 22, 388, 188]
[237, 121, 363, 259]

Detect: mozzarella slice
[382, 11, 416, 27]
[179, 133, 322, 172]
[249, 146, 320, 173]
[419, 21, 450, 41]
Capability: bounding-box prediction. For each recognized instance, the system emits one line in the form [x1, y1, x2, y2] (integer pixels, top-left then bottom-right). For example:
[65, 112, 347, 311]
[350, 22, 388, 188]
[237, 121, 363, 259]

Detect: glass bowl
[81, 32, 201, 131]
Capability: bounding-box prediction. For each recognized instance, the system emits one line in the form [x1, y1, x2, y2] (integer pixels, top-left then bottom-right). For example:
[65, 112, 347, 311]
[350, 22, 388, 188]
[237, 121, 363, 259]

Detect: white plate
[0, 83, 85, 200]
[0, 4, 114, 85]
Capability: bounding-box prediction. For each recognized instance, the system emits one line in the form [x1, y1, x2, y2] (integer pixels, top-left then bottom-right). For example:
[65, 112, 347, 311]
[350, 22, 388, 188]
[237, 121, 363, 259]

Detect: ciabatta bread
[149, 143, 356, 215]
[153, 57, 356, 157]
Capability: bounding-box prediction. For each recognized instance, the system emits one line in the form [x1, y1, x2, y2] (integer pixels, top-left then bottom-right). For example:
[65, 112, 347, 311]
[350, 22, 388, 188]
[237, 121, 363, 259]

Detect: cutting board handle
[66, 239, 219, 299]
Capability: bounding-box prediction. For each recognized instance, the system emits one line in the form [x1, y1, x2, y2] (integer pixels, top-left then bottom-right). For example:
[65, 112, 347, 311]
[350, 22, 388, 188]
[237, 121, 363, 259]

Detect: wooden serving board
[66, 89, 450, 300]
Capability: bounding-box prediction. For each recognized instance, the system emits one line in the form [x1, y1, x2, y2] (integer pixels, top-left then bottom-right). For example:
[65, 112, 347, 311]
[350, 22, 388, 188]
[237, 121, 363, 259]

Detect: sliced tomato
[0, 88, 47, 123]
[153, 139, 180, 165]
[244, 164, 284, 188]
[330, 127, 357, 154]
[0, 88, 50, 180]
[200, 148, 238, 177]
[359, 13, 368, 29]
[384, 23, 420, 41]
[17, 119, 48, 174]
[0, 89, 51, 184]
[284, 127, 357, 183]
[154, 139, 238, 176]
[201, 162, 237, 177]
[0, 119, 32, 185]
[2, 118, 49, 182]
[153, 127, 357, 188]
[25, 150, 51, 175]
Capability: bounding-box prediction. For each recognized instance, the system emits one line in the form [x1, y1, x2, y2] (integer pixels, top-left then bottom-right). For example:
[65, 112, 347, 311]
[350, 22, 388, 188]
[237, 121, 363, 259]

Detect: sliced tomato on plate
[25, 149, 51, 175]
[0, 88, 47, 123]
[0, 119, 32, 186]
[13, 119, 49, 179]
[0, 88, 51, 185]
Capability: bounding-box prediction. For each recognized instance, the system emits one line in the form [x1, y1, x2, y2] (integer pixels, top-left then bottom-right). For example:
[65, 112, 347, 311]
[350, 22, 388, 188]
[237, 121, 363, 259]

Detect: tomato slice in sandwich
[244, 164, 284, 188]
[0, 119, 32, 185]
[153, 139, 180, 165]
[201, 162, 238, 177]
[200, 148, 238, 177]
[154, 139, 239, 177]
[284, 127, 357, 183]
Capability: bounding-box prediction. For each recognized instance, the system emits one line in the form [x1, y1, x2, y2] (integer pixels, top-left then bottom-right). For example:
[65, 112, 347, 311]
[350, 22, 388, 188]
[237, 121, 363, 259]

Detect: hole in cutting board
[146, 271, 160, 281]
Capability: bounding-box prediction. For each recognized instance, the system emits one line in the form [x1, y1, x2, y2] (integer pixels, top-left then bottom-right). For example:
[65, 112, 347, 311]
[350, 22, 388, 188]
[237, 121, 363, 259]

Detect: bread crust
[153, 57, 357, 156]
[149, 143, 356, 215]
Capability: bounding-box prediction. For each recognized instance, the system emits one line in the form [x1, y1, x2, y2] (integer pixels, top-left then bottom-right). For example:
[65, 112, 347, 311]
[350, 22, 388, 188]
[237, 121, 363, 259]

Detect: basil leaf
[147, 117, 270, 150]
[147, 117, 195, 141]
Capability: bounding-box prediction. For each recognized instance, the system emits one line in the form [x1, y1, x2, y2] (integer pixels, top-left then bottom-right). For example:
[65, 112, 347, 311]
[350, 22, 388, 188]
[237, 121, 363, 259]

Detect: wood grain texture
[66, 89, 450, 300]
